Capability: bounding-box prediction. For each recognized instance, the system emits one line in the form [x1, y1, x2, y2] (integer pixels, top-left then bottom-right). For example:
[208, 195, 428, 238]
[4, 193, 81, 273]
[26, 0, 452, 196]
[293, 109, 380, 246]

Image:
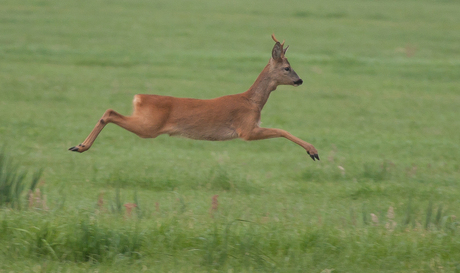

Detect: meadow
[1, 0, 459, 271]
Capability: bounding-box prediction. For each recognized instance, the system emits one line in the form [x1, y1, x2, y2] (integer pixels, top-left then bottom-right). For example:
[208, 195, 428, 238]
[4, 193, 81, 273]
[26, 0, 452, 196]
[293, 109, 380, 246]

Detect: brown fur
[69, 34, 319, 161]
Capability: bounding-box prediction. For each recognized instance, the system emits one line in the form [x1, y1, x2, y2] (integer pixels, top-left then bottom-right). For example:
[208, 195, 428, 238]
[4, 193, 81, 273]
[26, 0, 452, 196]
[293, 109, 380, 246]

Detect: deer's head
[269, 34, 303, 87]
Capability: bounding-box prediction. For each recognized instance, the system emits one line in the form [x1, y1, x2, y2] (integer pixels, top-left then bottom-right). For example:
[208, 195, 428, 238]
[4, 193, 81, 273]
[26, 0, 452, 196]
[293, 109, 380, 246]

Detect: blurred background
[0, 0, 459, 271]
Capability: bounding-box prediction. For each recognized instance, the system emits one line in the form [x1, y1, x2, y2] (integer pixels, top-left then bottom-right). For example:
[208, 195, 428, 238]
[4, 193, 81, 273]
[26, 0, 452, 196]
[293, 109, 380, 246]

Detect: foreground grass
[2, 196, 460, 272]
[1, 0, 459, 271]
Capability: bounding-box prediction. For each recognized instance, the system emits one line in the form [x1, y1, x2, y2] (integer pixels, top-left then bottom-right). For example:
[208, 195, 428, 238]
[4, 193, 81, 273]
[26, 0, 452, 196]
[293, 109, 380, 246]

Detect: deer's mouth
[293, 79, 303, 86]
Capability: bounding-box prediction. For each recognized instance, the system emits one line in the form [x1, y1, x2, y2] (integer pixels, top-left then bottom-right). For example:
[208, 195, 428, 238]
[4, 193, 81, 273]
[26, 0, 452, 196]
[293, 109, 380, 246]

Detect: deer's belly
[168, 126, 239, 141]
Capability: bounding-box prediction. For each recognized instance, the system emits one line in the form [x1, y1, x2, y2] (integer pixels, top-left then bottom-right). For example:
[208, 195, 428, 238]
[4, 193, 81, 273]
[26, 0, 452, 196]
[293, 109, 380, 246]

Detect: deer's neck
[244, 64, 277, 111]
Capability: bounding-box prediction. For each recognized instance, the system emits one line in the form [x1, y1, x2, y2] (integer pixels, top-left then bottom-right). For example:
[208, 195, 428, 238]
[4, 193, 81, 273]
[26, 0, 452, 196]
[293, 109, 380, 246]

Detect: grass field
[1, 0, 460, 272]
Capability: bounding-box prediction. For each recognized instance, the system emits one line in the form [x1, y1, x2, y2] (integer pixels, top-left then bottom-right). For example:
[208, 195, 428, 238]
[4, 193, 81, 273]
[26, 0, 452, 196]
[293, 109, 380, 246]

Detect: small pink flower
[209, 195, 219, 218]
[124, 203, 137, 218]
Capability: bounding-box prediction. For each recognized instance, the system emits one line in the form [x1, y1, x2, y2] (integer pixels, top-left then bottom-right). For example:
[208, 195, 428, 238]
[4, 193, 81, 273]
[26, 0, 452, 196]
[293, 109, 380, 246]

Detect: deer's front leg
[239, 127, 320, 161]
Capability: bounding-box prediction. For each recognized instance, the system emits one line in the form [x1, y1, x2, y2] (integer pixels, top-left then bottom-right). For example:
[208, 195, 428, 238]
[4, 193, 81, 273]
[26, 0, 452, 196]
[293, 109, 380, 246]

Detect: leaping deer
[69, 34, 320, 161]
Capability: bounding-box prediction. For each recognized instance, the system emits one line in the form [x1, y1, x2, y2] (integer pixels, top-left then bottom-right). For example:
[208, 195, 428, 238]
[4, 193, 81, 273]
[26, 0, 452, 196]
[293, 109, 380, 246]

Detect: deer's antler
[271, 33, 285, 47]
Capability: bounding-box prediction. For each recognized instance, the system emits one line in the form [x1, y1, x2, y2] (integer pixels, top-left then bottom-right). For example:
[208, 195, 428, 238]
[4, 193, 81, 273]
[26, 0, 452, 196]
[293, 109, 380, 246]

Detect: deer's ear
[272, 42, 282, 60]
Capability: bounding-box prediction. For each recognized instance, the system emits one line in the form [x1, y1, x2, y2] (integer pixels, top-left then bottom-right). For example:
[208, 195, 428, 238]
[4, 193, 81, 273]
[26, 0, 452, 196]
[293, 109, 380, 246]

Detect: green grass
[0, 149, 42, 210]
[1, 0, 460, 271]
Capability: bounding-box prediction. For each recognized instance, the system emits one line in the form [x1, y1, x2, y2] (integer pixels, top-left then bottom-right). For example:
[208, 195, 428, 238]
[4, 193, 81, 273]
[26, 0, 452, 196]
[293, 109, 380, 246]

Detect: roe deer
[69, 34, 320, 161]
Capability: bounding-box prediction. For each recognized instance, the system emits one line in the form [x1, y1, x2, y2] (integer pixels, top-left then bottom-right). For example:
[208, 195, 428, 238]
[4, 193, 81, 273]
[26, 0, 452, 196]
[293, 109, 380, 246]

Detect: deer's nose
[294, 79, 303, 85]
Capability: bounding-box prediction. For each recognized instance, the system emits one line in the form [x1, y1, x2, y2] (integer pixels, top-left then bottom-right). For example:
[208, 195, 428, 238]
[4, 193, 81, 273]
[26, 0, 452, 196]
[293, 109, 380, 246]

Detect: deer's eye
[284, 67, 291, 71]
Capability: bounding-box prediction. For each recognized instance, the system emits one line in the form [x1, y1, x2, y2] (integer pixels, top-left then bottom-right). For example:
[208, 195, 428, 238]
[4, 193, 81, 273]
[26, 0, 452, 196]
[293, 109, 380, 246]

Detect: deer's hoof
[69, 144, 86, 153]
[307, 151, 320, 161]
[69, 146, 80, 152]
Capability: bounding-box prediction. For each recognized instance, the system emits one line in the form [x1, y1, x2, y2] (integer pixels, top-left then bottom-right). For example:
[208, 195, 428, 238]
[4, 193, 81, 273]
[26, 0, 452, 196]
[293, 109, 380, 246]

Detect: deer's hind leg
[69, 109, 130, 153]
[69, 95, 165, 153]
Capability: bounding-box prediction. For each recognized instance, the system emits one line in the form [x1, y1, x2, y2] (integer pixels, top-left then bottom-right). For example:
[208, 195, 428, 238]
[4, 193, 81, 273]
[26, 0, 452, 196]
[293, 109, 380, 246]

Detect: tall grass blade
[435, 205, 443, 228]
[30, 168, 43, 192]
[133, 190, 143, 219]
[362, 203, 368, 225]
[111, 188, 123, 214]
[403, 198, 413, 227]
[425, 200, 433, 230]
[0, 149, 40, 210]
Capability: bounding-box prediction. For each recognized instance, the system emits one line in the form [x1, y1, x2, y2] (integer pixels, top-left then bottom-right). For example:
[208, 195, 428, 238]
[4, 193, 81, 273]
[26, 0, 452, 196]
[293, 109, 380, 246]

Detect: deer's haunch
[69, 34, 320, 161]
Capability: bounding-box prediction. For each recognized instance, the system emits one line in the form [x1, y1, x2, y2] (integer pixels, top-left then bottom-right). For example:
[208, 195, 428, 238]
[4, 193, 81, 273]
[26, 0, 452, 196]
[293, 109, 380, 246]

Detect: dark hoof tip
[69, 146, 79, 152]
[309, 154, 320, 161]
